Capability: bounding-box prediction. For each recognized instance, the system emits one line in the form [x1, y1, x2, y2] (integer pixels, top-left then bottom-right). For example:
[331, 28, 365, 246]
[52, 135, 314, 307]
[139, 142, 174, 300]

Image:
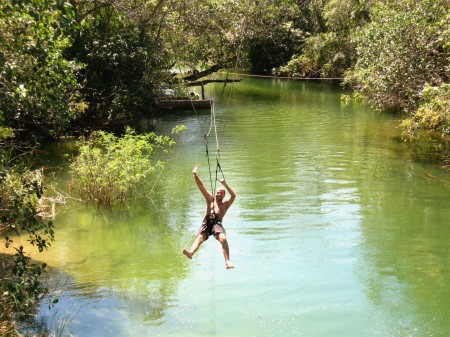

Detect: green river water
[23, 77, 450, 336]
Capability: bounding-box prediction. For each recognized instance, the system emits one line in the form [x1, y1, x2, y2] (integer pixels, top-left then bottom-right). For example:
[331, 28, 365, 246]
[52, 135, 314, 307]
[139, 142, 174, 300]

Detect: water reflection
[32, 202, 189, 326]
[358, 163, 450, 336]
[21, 77, 450, 336]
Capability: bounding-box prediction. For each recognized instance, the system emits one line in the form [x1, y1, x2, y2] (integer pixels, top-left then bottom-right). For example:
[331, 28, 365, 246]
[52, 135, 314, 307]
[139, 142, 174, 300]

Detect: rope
[191, 1, 252, 195]
[205, 3, 250, 193]
[204, 140, 214, 195]
[220, 72, 343, 81]
[188, 85, 217, 194]
[208, 101, 222, 196]
[215, 158, 225, 182]
[212, 101, 220, 155]
[190, 84, 207, 136]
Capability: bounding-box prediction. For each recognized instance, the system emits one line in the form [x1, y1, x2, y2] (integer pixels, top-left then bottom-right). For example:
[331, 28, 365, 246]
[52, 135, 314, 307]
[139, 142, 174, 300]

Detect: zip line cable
[223, 72, 343, 81]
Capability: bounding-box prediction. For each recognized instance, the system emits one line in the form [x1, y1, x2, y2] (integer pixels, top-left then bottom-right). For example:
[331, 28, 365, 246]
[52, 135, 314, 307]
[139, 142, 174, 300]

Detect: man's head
[215, 187, 226, 201]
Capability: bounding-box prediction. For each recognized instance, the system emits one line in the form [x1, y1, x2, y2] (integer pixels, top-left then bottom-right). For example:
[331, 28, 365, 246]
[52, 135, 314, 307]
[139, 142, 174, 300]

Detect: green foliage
[246, 0, 311, 74]
[165, 0, 245, 71]
[70, 0, 172, 129]
[323, 0, 369, 32]
[276, 32, 354, 78]
[344, 0, 450, 112]
[1, 145, 54, 325]
[276, 54, 317, 77]
[248, 37, 294, 75]
[0, 0, 84, 137]
[271, 0, 366, 78]
[246, 0, 324, 75]
[69, 127, 183, 205]
[402, 84, 450, 139]
[0, 126, 14, 140]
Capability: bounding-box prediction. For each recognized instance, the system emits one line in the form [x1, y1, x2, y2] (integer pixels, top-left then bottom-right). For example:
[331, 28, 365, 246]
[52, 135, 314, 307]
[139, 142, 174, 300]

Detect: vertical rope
[212, 101, 220, 157]
[190, 85, 216, 194]
[205, 139, 214, 194]
[190, 0, 252, 194]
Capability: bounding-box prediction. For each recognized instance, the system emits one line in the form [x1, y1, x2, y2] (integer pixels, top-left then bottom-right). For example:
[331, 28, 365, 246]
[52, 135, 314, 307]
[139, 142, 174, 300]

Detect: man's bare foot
[182, 249, 193, 259]
[226, 262, 235, 269]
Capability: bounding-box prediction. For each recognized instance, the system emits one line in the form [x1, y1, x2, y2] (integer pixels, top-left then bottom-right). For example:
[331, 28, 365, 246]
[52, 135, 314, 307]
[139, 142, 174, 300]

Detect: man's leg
[182, 233, 206, 259]
[216, 233, 234, 269]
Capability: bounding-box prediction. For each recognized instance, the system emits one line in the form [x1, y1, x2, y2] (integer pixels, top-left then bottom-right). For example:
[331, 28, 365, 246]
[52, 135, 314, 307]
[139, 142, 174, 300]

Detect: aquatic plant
[69, 126, 184, 206]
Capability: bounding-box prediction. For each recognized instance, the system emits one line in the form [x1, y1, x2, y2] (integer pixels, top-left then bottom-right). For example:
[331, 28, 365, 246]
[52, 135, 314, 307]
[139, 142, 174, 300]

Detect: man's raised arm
[219, 179, 236, 207]
[193, 165, 213, 201]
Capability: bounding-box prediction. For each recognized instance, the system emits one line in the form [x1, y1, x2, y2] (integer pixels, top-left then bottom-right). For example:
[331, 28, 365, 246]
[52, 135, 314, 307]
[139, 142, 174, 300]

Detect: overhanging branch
[181, 57, 237, 82]
[186, 79, 241, 100]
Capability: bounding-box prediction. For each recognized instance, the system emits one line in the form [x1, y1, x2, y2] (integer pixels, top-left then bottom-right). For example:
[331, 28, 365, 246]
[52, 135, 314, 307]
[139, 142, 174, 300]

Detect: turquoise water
[29, 77, 450, 336]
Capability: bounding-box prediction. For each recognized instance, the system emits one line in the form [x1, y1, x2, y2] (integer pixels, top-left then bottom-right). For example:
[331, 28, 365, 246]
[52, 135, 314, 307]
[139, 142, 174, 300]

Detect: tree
[67, 0, 177, 130]
[344, 0, 449, 112]
[400, 7, 450, 147]
[274, 0, 368, 78]
[0, 0, 83, 138]
[163, 0, 251, 79]
[245, 0, 301, 74]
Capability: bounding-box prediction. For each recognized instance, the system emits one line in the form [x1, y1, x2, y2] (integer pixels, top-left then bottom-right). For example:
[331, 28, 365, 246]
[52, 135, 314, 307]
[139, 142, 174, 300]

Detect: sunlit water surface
[18, 78, 450, 336]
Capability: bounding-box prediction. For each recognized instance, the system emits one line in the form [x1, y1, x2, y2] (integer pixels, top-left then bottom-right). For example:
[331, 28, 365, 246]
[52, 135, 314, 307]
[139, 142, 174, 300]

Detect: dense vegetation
[1, 128, 55, 335]
[0, 0, 448, 334]
[1, 0, 448, 140]
[344, 0, 449, 146]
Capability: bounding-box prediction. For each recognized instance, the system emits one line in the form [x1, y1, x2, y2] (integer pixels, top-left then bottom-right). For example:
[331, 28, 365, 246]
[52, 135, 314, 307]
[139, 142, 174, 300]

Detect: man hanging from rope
[182, 164, 236, 269]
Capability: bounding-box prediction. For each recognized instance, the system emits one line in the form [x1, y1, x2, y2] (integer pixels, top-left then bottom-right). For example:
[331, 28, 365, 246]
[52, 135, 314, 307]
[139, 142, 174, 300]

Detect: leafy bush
[69, 127, 184, 205]
[273, 0, 367, 79]
[70, 0, 178, 130]
[276, 32, 354, 78]
[1, 132, 55, 328]
[402, 84, 450, 139]
[0, 0, 84, 137]
[344, 0, 449, 112]
[276, 54, 317, 77]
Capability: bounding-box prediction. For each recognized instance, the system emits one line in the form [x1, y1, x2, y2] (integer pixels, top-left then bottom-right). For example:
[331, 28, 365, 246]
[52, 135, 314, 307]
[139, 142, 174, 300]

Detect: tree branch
[181, 57, 237, 81]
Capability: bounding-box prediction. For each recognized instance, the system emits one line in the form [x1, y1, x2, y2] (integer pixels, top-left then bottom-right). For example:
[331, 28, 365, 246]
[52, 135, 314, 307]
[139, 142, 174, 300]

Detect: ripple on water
[35, 78, 450, 337]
